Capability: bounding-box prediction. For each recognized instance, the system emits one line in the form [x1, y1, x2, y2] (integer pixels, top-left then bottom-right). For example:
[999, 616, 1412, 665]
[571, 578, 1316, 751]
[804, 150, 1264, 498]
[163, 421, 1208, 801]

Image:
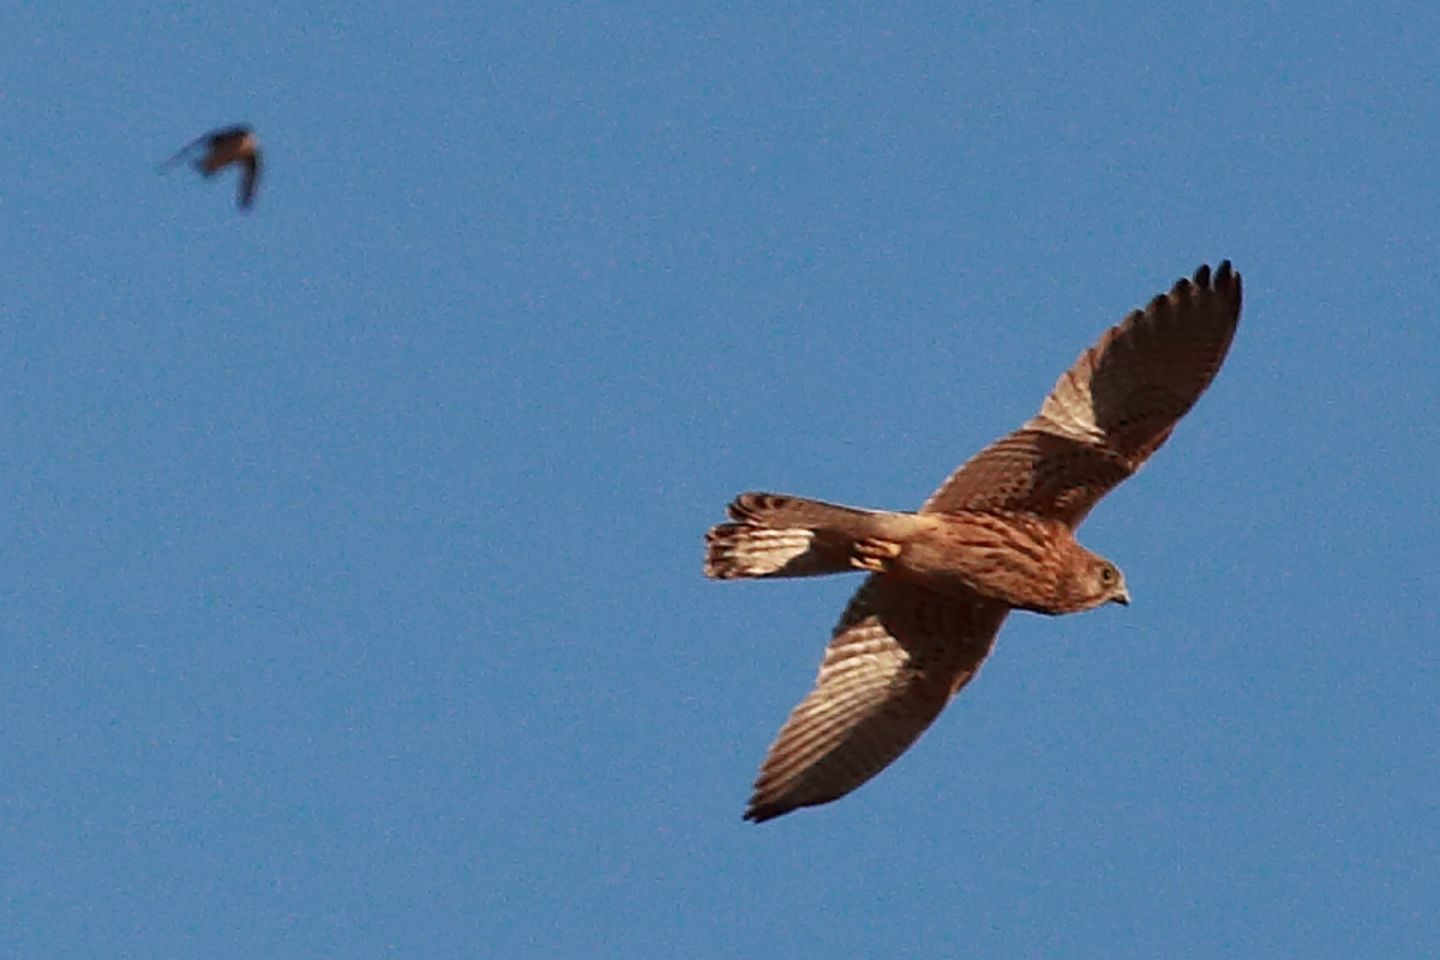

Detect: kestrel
[704, 261, 1242, 823]
[161, 125, 262, 210]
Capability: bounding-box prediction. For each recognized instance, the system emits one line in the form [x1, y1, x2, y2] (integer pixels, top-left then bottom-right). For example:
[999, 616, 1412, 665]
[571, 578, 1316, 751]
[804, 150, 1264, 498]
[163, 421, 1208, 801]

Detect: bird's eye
[1100, 565, 1116, 584]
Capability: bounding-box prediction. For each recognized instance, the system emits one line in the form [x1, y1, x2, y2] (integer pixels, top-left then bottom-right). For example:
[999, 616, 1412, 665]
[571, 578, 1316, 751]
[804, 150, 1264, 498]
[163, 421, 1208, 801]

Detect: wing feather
[745, 577, 1007, 822]
[922, 261, 1241, 526]
[238, 154, 261, 210]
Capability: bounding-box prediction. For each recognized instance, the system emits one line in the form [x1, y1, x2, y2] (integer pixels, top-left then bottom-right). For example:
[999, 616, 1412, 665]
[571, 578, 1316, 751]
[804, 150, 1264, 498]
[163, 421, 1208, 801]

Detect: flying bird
[161, 125, 262, 210]
[704, 261, 1243, 823]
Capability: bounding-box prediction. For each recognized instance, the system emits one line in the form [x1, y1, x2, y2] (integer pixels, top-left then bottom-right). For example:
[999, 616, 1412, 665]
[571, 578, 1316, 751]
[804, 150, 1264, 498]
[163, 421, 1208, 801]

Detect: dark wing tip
[1146, 290, 1171, 322]
[1215, 259, 1242, 309]
[237, 156, 260, 210]
[743, 798, 788, 823]
[1176, 260, 1242, 320]
[1194, 259, 1241, 300]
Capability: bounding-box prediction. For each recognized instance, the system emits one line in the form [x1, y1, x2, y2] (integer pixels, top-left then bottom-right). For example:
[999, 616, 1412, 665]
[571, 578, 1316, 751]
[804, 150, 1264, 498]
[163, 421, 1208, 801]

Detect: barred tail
[703, 492, 905, 580]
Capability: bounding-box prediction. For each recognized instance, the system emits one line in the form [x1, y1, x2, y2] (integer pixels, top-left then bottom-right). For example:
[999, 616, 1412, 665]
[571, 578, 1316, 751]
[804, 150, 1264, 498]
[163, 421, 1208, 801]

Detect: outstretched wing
[238, 153, 261, 210]
[922, 261, 1242, 527]
[157, 133, 209, 171]
[745, 576, 1008, 823]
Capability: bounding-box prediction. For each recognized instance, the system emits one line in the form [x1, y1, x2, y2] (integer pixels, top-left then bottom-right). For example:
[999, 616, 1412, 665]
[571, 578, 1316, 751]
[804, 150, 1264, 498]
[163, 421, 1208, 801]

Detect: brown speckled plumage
[161, 125, 262, 211]
[704, 261, 1242, 822]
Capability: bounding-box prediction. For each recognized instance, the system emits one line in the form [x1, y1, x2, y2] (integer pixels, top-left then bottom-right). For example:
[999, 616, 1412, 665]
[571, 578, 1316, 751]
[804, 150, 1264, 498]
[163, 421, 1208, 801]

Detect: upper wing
[159, 126, 253, 172]
[157, 133, 209, 171]
[238, 153, 261, 210]
[745, 576, 1008, 823]
[922, 261, 1242, 527]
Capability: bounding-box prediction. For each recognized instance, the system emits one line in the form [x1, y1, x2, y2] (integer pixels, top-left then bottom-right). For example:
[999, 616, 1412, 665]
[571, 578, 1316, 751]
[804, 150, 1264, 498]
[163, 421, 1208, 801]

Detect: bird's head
[1064, 550, 1130, 611]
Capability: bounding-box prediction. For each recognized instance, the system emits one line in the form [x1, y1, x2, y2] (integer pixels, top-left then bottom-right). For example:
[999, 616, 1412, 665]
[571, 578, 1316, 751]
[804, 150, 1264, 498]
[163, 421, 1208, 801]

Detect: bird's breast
[897, 512, 1075, 613]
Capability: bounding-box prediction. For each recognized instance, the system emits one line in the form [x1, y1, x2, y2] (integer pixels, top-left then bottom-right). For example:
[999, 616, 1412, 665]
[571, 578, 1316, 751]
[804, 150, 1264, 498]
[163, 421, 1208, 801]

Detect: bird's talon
[851, 538, 901, 572]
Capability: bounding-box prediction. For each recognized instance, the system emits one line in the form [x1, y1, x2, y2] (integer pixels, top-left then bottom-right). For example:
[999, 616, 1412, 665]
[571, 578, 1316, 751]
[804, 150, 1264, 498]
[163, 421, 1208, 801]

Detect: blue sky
[2, 3, 1438, 957]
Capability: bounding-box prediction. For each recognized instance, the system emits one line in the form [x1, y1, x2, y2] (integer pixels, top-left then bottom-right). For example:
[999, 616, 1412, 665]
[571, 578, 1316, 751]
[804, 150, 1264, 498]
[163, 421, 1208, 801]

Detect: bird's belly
[896, 523, 1066, 613]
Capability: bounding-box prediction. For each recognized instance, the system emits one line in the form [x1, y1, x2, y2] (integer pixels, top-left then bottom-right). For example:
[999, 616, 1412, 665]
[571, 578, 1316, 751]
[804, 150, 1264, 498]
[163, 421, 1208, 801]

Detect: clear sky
[2, 4, 1438, 957]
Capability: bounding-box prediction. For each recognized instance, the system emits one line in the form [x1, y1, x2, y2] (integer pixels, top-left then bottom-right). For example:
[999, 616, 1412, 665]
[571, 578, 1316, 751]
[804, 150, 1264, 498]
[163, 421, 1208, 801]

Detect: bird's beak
[1112, 589, 1131, 607]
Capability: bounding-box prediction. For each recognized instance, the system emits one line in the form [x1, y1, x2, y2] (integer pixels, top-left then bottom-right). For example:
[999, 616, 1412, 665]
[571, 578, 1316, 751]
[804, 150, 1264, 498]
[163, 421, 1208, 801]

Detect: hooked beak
[1111, 588, 1131, 607]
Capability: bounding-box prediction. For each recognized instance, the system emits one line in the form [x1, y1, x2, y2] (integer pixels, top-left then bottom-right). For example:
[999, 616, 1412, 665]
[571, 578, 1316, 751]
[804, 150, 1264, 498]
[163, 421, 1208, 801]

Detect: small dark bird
[161, 125, 262, 210]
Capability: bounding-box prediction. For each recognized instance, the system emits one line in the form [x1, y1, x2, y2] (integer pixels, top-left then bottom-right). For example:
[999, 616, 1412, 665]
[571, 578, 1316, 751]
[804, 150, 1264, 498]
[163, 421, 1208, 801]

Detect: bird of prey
[704, 261, 1242, 823]
[160, 125, 262, 210]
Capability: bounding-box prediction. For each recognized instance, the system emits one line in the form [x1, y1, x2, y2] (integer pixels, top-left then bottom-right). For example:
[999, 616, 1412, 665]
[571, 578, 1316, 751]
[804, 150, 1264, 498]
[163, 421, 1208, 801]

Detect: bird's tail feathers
[704, 492, 907, 579]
